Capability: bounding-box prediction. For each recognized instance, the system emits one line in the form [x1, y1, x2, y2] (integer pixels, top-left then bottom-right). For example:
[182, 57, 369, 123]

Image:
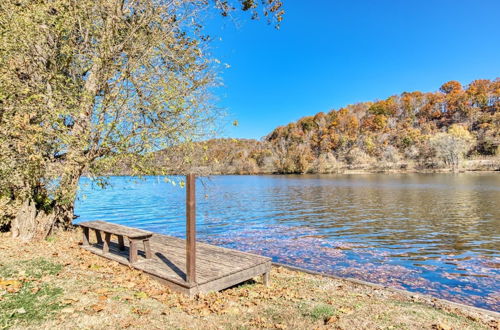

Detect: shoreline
[273, 262, 500, 318]
[91, 168, 499, 178]
[94, 157, 500, 177]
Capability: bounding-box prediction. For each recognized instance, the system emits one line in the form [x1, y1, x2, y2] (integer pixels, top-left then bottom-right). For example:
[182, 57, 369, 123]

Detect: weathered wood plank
[149, 240, 262, 270]
[79, 220, 153, 238]
[194, 261, 271, 294]
[109, 239, 229, 279]
[151, 235, 265, 263]
[151, 235, 266, 263]
[80, 225, 271, 296]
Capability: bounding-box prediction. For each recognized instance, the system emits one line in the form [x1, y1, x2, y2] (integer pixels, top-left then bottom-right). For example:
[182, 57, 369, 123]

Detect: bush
[313, 153, 340, 173]
[380, 145, 401, 163]
[345, 147, 375, 166]
[430, 125, 475, 170]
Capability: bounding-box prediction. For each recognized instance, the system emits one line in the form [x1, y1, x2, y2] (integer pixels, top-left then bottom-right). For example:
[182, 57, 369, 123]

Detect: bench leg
[144, 239, 152, 259]
[82, 227, 90, 246]
[129, 239, 138, 264]
[263, 271, 270, 287]
[118, 235, 125, 251]
[103, 233, 111, 254]
[95, 230, 103, 244]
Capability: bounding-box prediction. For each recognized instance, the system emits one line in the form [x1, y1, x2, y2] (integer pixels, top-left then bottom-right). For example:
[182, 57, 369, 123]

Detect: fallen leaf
[432, 323, 452, 330]
[90, 304, 105, 312]
[326, 315, 339, 324]
[134, 291, 148, 299]
[62, 298, 79, 305]
[131, 307, 151, 315]
[61, 307, 75, 314]
[120, 318, 134, 328]
[95, 288, 110, 295]
[199, 308, 211, 316]
[0, 280, 22, 290]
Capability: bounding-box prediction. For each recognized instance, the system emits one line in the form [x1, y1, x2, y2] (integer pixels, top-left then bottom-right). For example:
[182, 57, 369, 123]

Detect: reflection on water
[75, 173, 500, 311]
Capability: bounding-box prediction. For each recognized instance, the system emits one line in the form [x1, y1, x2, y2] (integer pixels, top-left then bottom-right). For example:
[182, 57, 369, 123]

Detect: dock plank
[80, 229, 271, 296]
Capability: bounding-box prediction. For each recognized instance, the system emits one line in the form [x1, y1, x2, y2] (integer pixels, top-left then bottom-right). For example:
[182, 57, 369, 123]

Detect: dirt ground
[0, 230, 498, 330]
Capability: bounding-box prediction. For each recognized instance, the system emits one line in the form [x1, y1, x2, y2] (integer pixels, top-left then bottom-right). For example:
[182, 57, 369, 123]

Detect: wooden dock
[80, 229, 271, 296]
[78, 174, 270, 296]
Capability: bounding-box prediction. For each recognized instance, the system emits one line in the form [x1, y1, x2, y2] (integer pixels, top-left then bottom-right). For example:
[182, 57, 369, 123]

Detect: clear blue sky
[206, 0, 500, 139]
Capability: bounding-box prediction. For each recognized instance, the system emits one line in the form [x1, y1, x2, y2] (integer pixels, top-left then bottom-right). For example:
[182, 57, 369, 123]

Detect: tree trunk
[11, 199, 56, 241]
[11, 199, 76, 241]
[11, 167, 81, 241]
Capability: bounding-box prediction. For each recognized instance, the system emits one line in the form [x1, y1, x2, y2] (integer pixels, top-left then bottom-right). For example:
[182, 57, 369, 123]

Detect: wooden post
[82, 227, 90, 246]
[95, 230, 103, 244]
[129, 239, 138, 263]
[103, 232, 111, 254]
[186, 174, 196, 284]
[263, 271, 270, 286]
[118, 235, 125, 251]
[143, 239, 152, 259]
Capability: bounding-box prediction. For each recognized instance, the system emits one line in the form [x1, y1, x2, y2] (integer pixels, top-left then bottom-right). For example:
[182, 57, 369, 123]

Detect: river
[74, 173, 500, 311]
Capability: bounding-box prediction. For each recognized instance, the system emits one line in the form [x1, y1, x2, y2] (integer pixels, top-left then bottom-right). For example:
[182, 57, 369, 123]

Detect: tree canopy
[0, 0, 284, 238]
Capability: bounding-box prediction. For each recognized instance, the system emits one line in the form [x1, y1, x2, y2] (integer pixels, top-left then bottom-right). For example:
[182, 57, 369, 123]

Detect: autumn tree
[0, 0, 283, 240]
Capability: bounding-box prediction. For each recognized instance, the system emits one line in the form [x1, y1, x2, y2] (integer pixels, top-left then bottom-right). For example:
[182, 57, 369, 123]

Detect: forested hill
[146, 79, 499, 175]
[263, 79, 499, 173]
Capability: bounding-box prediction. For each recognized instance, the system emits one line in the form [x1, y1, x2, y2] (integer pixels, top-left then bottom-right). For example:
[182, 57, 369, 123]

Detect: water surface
[75, 173, 500, 311]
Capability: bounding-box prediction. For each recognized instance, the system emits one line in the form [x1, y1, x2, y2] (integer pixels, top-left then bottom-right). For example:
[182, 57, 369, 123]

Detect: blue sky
[206, 0, 500, 139]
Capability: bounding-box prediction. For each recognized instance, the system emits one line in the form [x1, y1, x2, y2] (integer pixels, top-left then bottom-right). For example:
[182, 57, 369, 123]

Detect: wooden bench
[79, 220, 153, 264]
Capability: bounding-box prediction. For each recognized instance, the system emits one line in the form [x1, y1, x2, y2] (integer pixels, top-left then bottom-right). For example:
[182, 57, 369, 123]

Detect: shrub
[430, 125, 475, 171]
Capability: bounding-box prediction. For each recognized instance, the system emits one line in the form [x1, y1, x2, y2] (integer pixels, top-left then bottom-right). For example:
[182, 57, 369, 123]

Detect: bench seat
[79, 220, 154, 263]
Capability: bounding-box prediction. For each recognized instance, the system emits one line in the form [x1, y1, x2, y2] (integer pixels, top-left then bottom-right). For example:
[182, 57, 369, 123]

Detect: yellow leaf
[134, 291, 148, 299]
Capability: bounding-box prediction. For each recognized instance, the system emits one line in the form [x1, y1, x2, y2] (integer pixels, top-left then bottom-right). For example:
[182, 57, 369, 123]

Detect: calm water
[75, 173, 500, 311]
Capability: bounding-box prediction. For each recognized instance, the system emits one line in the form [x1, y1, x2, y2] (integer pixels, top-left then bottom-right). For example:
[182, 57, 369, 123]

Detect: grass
[0, 258, 62, 279]
[0, 230, 497, 329]
[0, 258, 64, 329]
[306, 304, 336, 322]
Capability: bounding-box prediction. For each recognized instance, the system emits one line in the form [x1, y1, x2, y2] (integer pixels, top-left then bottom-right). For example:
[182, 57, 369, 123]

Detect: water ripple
[75, 173, 500, 311]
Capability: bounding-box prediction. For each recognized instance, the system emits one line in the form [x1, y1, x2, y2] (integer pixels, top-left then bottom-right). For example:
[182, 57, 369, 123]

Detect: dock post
[186, 174, 197, 284]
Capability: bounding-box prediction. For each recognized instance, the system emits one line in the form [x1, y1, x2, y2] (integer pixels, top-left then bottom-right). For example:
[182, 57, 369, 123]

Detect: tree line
[150, 79, 498, 175]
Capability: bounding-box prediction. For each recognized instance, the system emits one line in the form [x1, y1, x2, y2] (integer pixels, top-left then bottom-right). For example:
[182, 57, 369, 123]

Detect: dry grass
[0, 230, 498, 330]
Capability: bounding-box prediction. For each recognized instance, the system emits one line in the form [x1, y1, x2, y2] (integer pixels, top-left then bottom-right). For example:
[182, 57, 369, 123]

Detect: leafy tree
[0, 0, 283, 239]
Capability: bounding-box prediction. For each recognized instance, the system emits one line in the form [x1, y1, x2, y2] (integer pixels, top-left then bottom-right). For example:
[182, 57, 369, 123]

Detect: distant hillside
[262, 79, 499, 173]
[117, 79, 499, 175]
